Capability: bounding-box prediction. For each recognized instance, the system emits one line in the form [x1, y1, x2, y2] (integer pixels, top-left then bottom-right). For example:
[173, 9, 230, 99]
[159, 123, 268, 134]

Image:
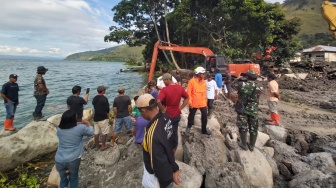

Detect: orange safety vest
[187, 77, 207, 108]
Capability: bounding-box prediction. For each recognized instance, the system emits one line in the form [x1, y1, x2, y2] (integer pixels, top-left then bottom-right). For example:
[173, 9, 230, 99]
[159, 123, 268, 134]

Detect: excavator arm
[148, 40, 214, 81]
[322, 0, 336, 37]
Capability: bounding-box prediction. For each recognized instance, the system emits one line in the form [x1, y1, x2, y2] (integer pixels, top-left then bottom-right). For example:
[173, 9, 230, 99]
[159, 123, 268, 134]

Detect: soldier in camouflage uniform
[232, 70, 262, 151]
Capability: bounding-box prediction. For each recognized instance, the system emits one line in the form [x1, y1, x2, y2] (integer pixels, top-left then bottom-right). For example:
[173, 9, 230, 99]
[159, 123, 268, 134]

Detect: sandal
[95, 146, 101, 151]
[100, 145, 110, 151]
[110, 136, 119, 147]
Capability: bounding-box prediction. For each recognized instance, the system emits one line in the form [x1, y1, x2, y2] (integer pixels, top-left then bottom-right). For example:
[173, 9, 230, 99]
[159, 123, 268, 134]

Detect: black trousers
[187, 107, 207, 133]
[34, 94, 47, 115]
[170, 115, 181, 149]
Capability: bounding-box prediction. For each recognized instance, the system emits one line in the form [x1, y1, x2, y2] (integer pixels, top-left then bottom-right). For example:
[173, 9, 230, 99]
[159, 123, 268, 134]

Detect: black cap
[9, 74, 18, 78]
[267, 73, 276, 80]
[37, 66, 48, 74]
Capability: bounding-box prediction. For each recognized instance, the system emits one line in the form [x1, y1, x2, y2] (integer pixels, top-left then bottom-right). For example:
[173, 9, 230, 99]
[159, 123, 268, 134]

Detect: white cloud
[0, 0, 118, 58]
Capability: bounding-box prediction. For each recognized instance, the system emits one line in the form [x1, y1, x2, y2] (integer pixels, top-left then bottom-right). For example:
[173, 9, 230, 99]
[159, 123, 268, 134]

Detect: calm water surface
[0, 58, 147, 129]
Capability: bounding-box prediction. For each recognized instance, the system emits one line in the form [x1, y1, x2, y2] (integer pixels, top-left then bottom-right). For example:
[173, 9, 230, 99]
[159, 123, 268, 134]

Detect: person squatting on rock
[157, 73, 189, 153]
[266, 73, 281, 126]
[156, 67, 177, 90]
[33, 66, 49, 121]
[111, 86, 133, 146]
[132, 95, 148, 145]
[206, 73, 218, 118]
[55, 110, 94, 188]
[136, 94, 181, 188]
[232, 70, 262, 151]
[67, 85, 89, 122]
[1, 74, 19, 131]
[186, 67, 212, 135]
[92, 86, 110, 151]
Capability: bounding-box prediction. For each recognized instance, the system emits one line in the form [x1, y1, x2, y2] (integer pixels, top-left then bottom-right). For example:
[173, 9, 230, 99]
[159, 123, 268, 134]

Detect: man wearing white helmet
[186, 67, 212, 135]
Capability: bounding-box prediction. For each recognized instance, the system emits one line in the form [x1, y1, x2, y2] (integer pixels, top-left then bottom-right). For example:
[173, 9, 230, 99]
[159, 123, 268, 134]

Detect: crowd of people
[1, 65, 280, 188]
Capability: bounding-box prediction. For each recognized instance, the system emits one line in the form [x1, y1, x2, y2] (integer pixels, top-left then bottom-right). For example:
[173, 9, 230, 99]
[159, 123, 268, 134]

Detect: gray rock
[183, 134, 228, 175]
[291, 160, 311, 175]
[259, 149, 279, 177]
[175, 127, 184, 161]
[173, 161, 203, 188]
[255, 131, 270, 149]
[304, 152, 335, 172]
[235, 148, 274, 187]
[94, 144, 120, 166]
[289, 169, 336, 188]
[265, 125, 288, 142]
[47, 165, 60, 187]
[0, 121, 58, 172]
[205, 162, 250, 188]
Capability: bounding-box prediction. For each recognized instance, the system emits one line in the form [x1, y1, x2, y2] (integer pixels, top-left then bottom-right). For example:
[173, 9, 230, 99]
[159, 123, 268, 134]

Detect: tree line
[104, 0, 304, 69]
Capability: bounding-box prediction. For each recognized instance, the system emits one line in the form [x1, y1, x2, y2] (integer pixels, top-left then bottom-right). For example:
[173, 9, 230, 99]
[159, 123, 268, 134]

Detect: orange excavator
[322, 0, 336, 37]
[251, 45, 277, 72]
[148, 40, 260, 81]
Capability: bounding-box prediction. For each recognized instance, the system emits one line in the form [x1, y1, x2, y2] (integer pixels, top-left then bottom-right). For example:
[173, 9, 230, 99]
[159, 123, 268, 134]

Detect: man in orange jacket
[186, 67, 212, 135]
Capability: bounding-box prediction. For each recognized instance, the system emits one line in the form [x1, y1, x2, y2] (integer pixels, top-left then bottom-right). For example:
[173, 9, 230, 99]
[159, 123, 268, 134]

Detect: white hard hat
[194, 67, 206, 74]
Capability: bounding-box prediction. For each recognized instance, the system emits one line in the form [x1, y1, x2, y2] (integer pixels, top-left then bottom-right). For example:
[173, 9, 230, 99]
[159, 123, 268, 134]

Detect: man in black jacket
[136, 94, 181, 188]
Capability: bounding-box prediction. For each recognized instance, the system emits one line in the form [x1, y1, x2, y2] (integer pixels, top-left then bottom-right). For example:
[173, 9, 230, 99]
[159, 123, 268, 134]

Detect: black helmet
[37, 66, 48, 74]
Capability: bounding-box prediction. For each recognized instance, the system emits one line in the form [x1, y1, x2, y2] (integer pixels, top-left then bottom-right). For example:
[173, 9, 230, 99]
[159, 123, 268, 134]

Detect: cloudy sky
[0, 0, 284, 58]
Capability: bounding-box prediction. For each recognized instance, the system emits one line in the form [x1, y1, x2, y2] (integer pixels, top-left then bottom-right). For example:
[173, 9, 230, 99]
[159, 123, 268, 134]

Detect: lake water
[0, 58, 147, 129]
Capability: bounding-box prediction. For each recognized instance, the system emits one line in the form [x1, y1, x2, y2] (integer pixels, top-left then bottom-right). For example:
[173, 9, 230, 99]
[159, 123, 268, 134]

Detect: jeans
[55, 158, 81, 188]
[4, 101, 17, 119]
[170, 115, 181, 149]
[115, 116, 133, 133]
[34, 94, 47, 115]
[187, 107, 207, 133]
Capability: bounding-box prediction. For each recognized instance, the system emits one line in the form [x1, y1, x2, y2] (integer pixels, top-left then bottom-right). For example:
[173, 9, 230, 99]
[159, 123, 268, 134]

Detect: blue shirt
[55, 124, 94, 163]
[1, 82, 19, 104]
[214, 73, 223, 88]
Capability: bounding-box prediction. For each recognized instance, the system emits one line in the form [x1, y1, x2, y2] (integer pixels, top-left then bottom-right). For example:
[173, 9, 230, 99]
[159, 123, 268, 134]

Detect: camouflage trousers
[236, 114, 258, 135]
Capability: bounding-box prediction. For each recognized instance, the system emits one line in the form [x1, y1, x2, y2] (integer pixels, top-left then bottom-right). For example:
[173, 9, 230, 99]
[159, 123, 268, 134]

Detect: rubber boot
[238, 131, 248, 150]
[207, 109, 213, 119]
[274, 113, 280, 125]
[248, 133, 258, 152]
[269, 113, 279, 126]
[9, 117, 16, 130]
[4, 119, 15, 131]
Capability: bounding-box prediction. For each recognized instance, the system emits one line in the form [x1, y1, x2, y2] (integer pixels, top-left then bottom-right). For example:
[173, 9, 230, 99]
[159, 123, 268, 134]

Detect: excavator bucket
[322, 1, 336, 37]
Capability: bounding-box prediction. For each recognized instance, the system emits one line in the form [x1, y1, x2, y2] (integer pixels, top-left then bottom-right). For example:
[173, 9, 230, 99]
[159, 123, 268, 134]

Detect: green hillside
[64, 45, 145, 62]
[282, 0, 334, 35]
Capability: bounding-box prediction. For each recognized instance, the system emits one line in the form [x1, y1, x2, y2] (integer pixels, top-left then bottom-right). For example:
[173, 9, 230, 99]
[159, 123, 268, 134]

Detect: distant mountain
[282, 0, 336, 35]
[64, 45, 145, 62]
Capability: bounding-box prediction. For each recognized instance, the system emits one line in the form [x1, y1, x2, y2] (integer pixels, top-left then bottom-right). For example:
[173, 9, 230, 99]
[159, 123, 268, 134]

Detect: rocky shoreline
[1, 78, 336, 187]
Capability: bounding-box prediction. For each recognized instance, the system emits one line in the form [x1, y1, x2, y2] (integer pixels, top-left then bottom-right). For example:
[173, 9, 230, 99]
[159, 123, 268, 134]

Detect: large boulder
[265, 125, 288, 142]
[236, 149, 274, 188]
[289, 169, 335, 188]
[205, 162, 250, 188]
[303, 152, 335, 172]
[0, 121, 58, 172]
[173, 161, 203, 188]
[47, 165, 60, 187]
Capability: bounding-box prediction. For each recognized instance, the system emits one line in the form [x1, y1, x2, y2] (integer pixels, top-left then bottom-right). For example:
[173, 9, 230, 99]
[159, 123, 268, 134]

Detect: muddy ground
[211, 64, 336, 163]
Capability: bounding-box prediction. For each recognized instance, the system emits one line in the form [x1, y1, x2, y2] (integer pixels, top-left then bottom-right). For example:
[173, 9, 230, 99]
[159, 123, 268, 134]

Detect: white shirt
[157, 75, 177, 89]
[206, 80, 218, 99]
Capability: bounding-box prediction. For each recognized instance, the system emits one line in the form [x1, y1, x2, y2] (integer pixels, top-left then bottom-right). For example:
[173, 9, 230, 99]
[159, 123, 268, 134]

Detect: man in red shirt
[157, 73, 189, 153]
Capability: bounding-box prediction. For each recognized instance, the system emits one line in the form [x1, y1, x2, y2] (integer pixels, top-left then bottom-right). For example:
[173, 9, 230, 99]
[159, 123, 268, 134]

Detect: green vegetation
[282, 0, 336, 48]
[0, 166, 40, 188]
[105, 0, 302, 68]
[64, 45, 145, 63]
